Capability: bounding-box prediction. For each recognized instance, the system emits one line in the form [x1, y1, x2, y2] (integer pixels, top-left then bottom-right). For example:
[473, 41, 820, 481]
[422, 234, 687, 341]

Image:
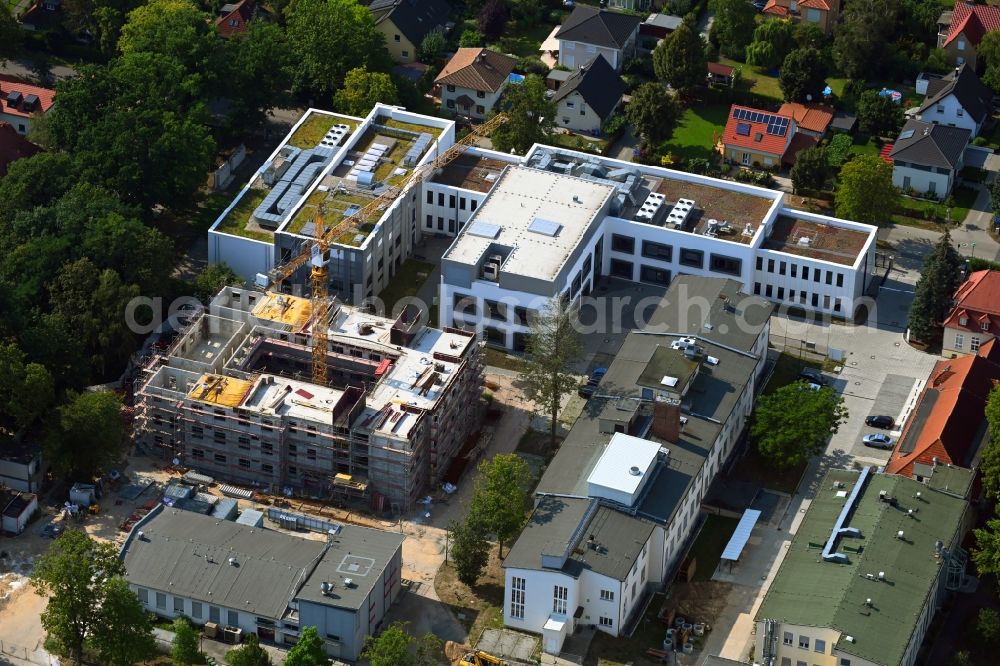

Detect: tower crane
[267, 113, 509, 385]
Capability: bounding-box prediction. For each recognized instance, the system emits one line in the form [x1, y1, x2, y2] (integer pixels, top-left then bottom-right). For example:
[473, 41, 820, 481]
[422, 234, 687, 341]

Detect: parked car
[863, 433, 894, 449]
[798, 368, 825, 385]
[589, 367, 607, 382]
[865, 415, 895, 429]
[578, 383, 596, 399]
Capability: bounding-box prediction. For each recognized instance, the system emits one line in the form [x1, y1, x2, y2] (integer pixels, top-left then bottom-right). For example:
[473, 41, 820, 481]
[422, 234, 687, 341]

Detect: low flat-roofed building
[503, 277, 772, 654]
[754, 467, 970, 666]
[121, 505, 404, 661]
[1, 489, 38, 534]
[134, 286, 483, 512]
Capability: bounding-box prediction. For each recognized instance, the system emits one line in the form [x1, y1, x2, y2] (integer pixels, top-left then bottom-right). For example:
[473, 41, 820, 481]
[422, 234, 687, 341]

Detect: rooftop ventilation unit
[483, 263, 499, 281]
[628, 466, 642, 476]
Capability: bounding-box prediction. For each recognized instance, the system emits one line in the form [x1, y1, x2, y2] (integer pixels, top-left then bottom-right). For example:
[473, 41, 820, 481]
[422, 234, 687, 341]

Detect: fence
[769, 333, 829, 365]
[265, 507, 343, 534]
[0, 640, 55, 666]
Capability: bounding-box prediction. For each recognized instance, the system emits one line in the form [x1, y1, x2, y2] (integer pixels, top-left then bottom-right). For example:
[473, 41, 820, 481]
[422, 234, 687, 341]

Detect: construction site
[134, 286, 484, 513]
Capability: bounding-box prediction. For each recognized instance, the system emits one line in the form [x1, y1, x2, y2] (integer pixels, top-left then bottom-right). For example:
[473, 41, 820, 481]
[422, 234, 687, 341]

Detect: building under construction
[134, 287, 483, 512]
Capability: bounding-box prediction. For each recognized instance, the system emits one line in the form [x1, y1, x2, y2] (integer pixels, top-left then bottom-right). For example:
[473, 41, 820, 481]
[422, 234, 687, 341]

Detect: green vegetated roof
[756, 468, 967, 666]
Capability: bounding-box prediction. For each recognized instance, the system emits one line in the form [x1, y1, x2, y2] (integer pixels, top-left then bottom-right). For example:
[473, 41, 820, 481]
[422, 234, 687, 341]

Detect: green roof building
[754, 467, 970, 666]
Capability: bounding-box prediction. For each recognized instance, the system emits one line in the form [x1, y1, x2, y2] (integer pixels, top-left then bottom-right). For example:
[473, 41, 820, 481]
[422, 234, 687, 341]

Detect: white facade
[917, 93, 982, 137]
[420, 181, 487, 237]
[555, 91, 609, 134]
[892, 162, 959, 197]
[440, 84, 506, 120]
[559, 37, 635, 72]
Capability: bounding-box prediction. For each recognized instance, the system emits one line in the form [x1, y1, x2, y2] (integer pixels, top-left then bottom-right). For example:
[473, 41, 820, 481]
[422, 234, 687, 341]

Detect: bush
[974, 136, 989, 147]
[459, 29, 483, 48]
[826, 133, 853, 167]
[686, 157, 711, 174]
[602, 113, 627, 138]
[515, 56, 549, 76]
[978, 608, 1000, 645]
[969, 257, 1000, 272]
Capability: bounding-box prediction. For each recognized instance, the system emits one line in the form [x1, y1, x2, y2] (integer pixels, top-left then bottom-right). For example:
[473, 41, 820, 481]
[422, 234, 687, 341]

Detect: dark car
[589, 367, 607, 382]
[865, 415, 895, 429]
[798, 368, 825, 385]
[578, 383, 597, 399]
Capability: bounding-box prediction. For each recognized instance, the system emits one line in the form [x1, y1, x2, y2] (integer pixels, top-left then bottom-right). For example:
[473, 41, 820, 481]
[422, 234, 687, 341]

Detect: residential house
[121, 505, 405, 661]
[916, 64, 993, 138]
[216, 0, 256, 40]
[943, 269, 1000, 356]
[555, 6, 642, 72]
[639, 13, 683, 52]
[503, 277, 773, 654]
[368, 0, 451, 64]
[608, 0, 656, 11]
[553, 55, 626, 134]
[937, 2, 1000, 69]
[888, 119, 971, 197]
[720, 104, 797, 168]
[754, 467, 970, 666]
[0, 77, 55, 136]
[884, 338, 1000, 498]
[19, 0, 63, 32]
[778, 102, 834, 139]
[435, 48, 517, 120]
[0, 122, 40, 178]
[1, 490, 38, 535]
[762, 0, 841, 35]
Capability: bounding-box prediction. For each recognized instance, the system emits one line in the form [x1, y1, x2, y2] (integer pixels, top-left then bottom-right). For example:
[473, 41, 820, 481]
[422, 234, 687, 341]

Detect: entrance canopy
[721, 508, 762, 562]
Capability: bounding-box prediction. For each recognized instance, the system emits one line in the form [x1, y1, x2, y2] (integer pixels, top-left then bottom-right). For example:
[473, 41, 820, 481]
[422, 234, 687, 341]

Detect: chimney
[652, 400, 682, 442]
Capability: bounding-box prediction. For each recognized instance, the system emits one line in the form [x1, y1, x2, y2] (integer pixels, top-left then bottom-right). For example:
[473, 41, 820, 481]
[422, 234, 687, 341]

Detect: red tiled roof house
[0, 77, 55, 136]
[216, 0, 256, 40]
[937, 2, 1000, 69]
[943, 269, 1000, 356]
[721, 104, 798, 169]
[762, 0, 841, 35]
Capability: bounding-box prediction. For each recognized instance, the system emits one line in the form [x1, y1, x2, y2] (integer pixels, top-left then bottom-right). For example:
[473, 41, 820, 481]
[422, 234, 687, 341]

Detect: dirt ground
[434, 544, 506, 642]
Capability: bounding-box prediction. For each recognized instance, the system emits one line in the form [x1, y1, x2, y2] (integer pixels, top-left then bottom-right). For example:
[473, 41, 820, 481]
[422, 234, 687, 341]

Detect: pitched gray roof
[890, 119, 971, 169]
[555, 6, 641, 49]
[369, 0, 451, 48]
[919, 64, 993, 124]
[121, 506, 403, 615]
[553, 55, 626, 120]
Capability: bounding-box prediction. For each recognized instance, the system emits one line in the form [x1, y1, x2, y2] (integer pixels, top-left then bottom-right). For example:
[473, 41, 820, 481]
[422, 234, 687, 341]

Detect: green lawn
[849, 135, 880, 158]
[495, 20, 561, 59]
[484, 347, 529, 373]
[288, 114, 340, 149]
[660, 104, 730, 161]
[376, 258, 434, 313]
[213, 189, 272, 242]
[546, 131, 608, 154]
[717, 57, 848, 103]
[687, 515, 740, 581]
[762, 352, 822, 395]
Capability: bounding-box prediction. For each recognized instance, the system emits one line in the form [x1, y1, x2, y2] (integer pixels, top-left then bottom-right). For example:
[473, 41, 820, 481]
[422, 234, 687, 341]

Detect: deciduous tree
[284, 626, 329, 666]
[449, 519, 490, 586]
[980, 31, 1000, 92]
[333, 67, 400, 116]
[225, 21, 292, 129]
[856, 90, 904, 138]
[790, 145, 830, 193]
[710, 0, 756, 60]
[90, 577, 157, 666]
[469, 453, 531, 558]
[0, 9, 23, 61]
[361, 621, 441, 666]
[625, 83, 681, 147]
[45, 390, 125, 479]
[835, 154, 896, 226]
[31, 530, 127, 664]
[477, 0, 508, 42]
[907, 230, 963, 343]
[194, 263, 243, 301]
[419, 28, 447, 63]
[118, 0, 221, 85]
[752, 383, 848, 468]
[981, 386, 1000, 500]
[778, 47, 827, 103]
[653, 19, 707, 94]
[0, 342, 55, 436]
[226, 633, 273, 666]
[833, 0, 898, 80]
[171, 617, 201, 665]
[746, 19, 796, 70]
[490, 74, 554, 154]
[520, 295, 582, 447]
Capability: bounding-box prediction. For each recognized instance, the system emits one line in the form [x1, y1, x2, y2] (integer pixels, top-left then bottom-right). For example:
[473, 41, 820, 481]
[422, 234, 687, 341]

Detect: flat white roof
[586, 432, 661, 501]
[443, 165, 614, 281]
[242, 375, 345, 422]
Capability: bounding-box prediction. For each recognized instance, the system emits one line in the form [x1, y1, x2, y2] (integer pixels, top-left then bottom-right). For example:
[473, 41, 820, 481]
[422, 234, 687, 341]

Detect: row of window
[426, 189, 480, 212]
[954, 334, 983, 352]
[610, 259, 672, 286]
[957, 315, 990, 331]
[782, 632, 827, 654]
[757, 256, 845, 287]
[139, 588, 237, 626]
[610, 234, 742, 275]
[444, 84, 487, 99]
[753, 283, 843, 312]
[452, 293, 534, 325]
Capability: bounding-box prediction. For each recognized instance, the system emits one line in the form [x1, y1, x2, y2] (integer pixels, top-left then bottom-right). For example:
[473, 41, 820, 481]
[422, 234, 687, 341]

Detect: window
[510, 577, 526, 619]
[174, 597, 185, 613]
[983, 321, 990, 331]
[777, 287, 785, 300]
[610, 259, 633, 278]
[796, 662, 807, 666]
[600, 589, 614, 601]
[955, 334, 964, 350]
[191, 448, 204, 459]
[958, 108, 965, 117]
[765, 284, 773, 298]
[679, 248, 704, 268]
[636, 238, 674, 262]
[790, 263, 797, 278]
[814, 268, 821, 283]
[783, 632, 793, 646]
[802, 266, 809, 280]
[156, 592, 166, 609]
[958, 38, 966, 51]
[836, 273, 844, 287]
[971, 336, 982, 352]
[756, 256, 763, 270]
[214, 453, 226, 464]
[611, 234, 635, 253]
[599, 616, 613, 627]
[825, 270, 833, 285]
[779, 261, 786, 276]
[401, 50, 409, 57]
[477, 91, 486, 99]
[438, 192, 444, 206]
[814, 639, 826, 653]
[799, 636, 809, 649]
[580, 108, 586, 116]
[192, 602, 202, 619]
[138, 588, 149, 604]
[840, 660, 852, 666]
[640, 265, 671, 285]
[426, 214, 433, 229]
[446, 84, 455, 93]
[228, 610, 238, 626]
[754, 282, 761, 295]
[709, 254, 741, 276]
[806, 7, 820, 21]
[553, 585, 568, 615]
[781, 659, 791, 666]
[477, 105, 486, 115]
[210, 606, 221, 623]
[394, 33, 400, 42]
[767, 258, 775, 273]
[741, 152, 751, 166]
[471, 200, 478, 211]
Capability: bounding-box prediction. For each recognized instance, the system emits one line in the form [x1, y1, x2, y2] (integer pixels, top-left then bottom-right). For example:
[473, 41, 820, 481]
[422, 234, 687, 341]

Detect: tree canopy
[626, 83, 682, 147]
[835, 154, 897, 226]
[449, 519, 490, 586]
[710, 0, 757, 60]
[45, 390, 125, 479]
[361, 621, 441, 666]
[334, 67, 400, 116]
[469, 453, 532, 558]
[746, 19, 796, 70]
[653, 19, 707, 94]
[752, 382, 848, 468]
[31, 530, 128, 663]
[790, 145, 831, 193]
[284, 626, 330, 666]
[982, 385, 1000, 500]
[226, 633, 273, 666]
[978, 31, 1000, 93]
[778, 47, 827, 103]
[90, 577, 157, 666]
[490, 74, 554, 154]
[907, 230, 963, 344]
[857, 90, 904, 138]
[833, 0, 898, 80]
[171, 617, 201, 665]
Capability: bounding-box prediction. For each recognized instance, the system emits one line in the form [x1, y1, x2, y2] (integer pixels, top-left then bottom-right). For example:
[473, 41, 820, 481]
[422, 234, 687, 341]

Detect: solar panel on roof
[467, 221, 502, 239]
[528, 217, 562, 237]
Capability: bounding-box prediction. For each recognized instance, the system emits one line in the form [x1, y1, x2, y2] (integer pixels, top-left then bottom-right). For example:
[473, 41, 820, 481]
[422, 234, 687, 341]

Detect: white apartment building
[440, 147, 877, 351]
[502, 278, 772, 655]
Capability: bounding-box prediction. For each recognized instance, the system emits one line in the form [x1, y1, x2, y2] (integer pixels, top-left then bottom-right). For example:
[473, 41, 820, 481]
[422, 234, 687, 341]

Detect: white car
[863, 433, 894, 450]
